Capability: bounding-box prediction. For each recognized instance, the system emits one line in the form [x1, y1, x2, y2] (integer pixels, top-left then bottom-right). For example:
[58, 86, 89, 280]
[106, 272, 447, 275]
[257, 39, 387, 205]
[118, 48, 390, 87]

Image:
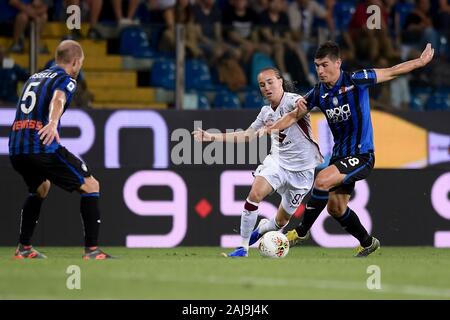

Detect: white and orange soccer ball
[258, 231, 290, 258]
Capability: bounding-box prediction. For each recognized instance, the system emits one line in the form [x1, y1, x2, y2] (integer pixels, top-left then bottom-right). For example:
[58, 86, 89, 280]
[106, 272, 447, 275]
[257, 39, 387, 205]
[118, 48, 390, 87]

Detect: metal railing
[29, 21, 38, 75]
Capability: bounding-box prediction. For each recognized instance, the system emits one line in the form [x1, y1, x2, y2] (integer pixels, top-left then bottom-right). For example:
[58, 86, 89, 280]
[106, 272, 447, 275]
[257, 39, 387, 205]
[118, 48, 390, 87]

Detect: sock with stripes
[334, 207, 372, 247]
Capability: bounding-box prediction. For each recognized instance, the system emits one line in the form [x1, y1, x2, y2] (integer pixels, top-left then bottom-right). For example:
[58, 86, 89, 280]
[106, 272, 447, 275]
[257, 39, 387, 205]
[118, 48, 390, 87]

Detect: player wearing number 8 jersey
[266, 41, 434, 257]
[8, 40, 112, 260]
[193, 67, 323, 257]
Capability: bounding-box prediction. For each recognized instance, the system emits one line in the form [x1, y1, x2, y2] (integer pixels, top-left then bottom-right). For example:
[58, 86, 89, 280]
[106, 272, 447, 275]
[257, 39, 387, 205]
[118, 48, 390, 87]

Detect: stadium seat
[120, 26, 154, 58]
[243, 90, 264, 109]
[185, 59, 213, 90]
[410, 95, 424, 111]
[150, 58, 176, 89]
[197, 94, 211, 109]
[426, 93, 450, 110]
[250, 53, 275, 88]
[334, 1, 356, 31]
[213, 90, 241, 109]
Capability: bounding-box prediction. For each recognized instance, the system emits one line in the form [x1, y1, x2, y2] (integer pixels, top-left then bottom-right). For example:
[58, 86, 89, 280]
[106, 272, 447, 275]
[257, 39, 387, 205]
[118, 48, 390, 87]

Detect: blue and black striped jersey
[8, 65, 77, 155]
[305, 69, 377, 159]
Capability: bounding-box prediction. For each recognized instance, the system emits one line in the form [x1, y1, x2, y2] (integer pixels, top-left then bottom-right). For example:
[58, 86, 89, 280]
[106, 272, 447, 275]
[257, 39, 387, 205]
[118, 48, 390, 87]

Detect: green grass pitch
[1, 247, 450, 299]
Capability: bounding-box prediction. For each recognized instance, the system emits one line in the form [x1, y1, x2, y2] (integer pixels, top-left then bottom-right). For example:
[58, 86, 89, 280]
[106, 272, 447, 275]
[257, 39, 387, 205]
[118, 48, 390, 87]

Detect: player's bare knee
[314, 176, 331, 191]
[327, 203, 346, 217]
[248, 189, 264, 203]
[36, 180, 50, 198]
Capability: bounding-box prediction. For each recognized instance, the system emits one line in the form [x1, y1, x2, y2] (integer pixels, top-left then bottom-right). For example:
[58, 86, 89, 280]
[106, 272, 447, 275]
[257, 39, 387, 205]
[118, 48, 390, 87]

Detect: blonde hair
[55, 40, 83, 64]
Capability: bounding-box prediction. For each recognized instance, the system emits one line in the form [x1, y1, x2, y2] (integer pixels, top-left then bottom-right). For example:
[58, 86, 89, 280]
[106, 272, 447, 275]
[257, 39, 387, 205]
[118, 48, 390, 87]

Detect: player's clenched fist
[294, 96, 308, 118]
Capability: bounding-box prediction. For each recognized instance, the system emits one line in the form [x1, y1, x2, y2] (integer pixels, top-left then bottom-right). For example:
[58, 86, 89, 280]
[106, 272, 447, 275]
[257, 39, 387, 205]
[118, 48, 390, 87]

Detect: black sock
[80, 193, 101, 248]
[19, 194, 44, 246]
[334, 208, 372, 247]
[295, 188, 328, 237]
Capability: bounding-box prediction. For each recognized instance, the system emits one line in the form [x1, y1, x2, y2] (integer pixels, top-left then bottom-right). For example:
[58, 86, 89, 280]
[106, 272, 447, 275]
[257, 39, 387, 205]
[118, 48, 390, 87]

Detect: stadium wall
[0, 108, 449, 247]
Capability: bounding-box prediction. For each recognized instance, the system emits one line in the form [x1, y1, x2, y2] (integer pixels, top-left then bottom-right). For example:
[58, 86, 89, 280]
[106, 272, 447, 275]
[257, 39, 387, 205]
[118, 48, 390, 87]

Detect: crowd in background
[0, 0, 449, 110]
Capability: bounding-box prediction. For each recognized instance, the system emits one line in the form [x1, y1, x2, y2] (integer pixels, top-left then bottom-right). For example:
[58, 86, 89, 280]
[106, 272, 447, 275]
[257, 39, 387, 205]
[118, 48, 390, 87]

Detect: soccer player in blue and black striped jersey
[266, 41, 434, 257]
[9, 40, 112, 260]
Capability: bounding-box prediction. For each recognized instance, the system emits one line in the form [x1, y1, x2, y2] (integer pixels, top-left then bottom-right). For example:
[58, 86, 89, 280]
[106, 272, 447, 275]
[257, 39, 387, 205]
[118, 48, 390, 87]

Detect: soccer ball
[258, 231, 290, 258]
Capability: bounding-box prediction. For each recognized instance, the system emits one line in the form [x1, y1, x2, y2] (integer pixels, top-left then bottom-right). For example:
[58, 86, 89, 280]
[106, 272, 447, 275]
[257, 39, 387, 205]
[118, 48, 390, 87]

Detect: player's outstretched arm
[374, 43, 434, 84]
[262, 97, 308, 135]
[192, 127, 257, 143]
[38, 89, 65, 145]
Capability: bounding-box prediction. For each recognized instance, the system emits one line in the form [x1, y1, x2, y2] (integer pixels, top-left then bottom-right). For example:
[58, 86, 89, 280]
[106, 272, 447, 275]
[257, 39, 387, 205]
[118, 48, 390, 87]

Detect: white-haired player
[193, 67, 323, 257]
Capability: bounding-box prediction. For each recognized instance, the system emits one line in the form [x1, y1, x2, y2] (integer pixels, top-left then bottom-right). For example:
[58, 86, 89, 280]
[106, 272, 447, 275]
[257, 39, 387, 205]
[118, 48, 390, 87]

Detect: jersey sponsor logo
[12, 119, 43, 131]
[321, 85, 354, 101]
[325, 103, 351, 123]
[363, 69, 368, 79]
[338, 85, 354, 95]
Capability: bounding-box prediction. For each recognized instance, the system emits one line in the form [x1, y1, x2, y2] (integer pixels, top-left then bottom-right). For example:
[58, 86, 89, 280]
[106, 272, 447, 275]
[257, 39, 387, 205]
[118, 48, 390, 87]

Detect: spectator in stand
[0, 45, 29, 106]
[435, 0, 450, 42]
[111, 0, 140, 26]
[222, 0, 266, 63]
[403, 0, 440, 55]
[147, 0, 176, 29]
[288, 0, 335, 49]
[159, 0, 203, 58]
[348, 0, 400, 64]
[9, 0, 49, 53]
[258, 0, 316, 85]
[192, 0, 240, 65]
[63, 0, 105, 40]
[249, 0, 269, 14]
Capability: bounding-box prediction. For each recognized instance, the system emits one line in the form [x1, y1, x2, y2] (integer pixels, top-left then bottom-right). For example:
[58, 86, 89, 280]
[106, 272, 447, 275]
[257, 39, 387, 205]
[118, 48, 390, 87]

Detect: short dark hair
[315, 41, 340, 61]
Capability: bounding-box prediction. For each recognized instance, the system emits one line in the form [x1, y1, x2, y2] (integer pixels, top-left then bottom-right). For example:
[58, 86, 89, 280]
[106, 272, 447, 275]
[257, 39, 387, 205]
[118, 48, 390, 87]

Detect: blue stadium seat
[334, 1, 356, 31]
[197, 94, 211, 109]
[213, 90, 241, 109]
[250, 53, 275, 88]
[185, 59, 213, 90]
[426, 93, 450, 110]
[409, 95, 424, 111]
[243, 90, 264, 109]
[120, 26, 154, 58]
[150, 58, 175, 89]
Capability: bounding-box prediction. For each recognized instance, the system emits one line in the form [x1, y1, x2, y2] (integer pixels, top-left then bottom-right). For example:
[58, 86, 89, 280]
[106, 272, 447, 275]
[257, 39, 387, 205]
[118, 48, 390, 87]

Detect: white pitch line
[153, 274, 450, 299]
